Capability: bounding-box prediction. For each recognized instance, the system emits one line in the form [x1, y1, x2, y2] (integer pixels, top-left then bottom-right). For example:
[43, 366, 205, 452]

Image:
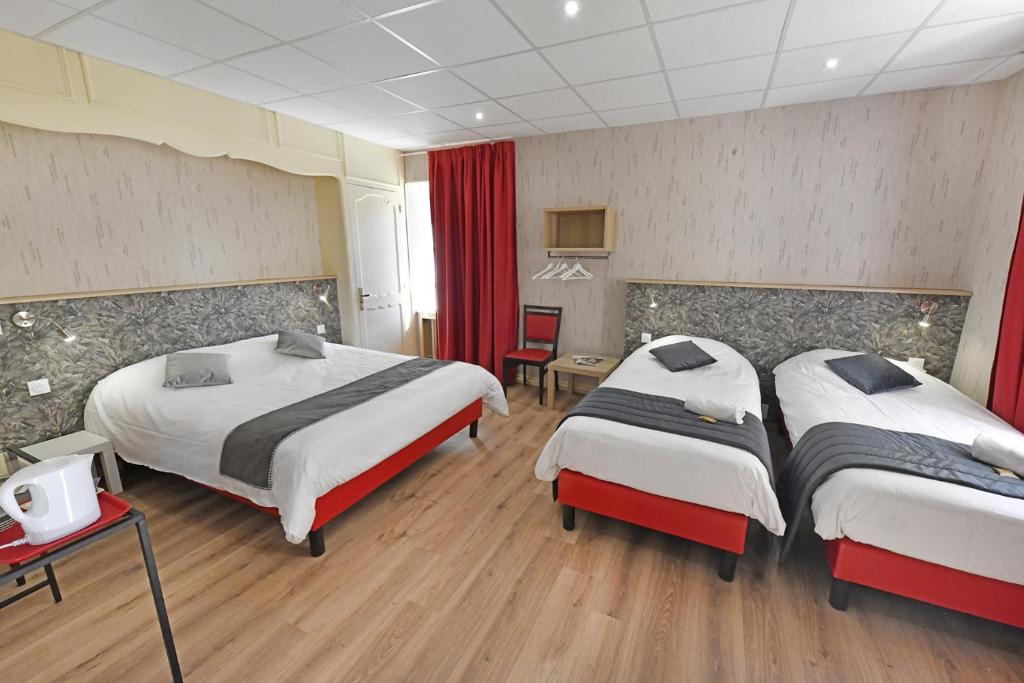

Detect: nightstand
[21, 431, 122, 494]
[546, 353, 622, 410]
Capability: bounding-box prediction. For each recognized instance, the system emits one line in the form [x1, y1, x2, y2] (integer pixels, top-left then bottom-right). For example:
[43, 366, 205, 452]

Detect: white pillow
[972, 431, 1024, 476]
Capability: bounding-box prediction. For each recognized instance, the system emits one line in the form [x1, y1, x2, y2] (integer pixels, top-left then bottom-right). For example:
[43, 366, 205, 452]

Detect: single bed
[774, 349, 1024, 626]
[535, 335, 785, 580]
[85, 335, 508, 555]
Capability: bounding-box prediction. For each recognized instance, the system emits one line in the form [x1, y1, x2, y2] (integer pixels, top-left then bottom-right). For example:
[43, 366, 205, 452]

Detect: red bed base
[556, 469, 749, 580]
[826, 537, 1024, 628]
[211, 398, 483, 556]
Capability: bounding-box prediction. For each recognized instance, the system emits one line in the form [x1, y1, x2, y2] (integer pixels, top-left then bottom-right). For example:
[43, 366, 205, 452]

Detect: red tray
[0, 492, 132, 566]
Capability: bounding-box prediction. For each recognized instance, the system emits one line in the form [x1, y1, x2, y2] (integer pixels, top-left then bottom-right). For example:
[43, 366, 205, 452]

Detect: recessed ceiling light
[825, 58, 839, 69]
[564, 1, 580, 17]
[474, 111, 484, 121]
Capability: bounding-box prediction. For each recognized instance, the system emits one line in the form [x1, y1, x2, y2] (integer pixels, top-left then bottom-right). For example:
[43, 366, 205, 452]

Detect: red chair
[503, 305, 562, 404]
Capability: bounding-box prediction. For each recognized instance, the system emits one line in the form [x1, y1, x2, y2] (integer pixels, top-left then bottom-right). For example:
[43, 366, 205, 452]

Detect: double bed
[775, 349, 1024, 626]
[85, 335, 508, 555]
[535, 335, 785, 580]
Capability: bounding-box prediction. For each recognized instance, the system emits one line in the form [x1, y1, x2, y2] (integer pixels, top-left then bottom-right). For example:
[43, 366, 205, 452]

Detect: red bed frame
[556, 469, 749, 581]
[211, 398, 483, 556]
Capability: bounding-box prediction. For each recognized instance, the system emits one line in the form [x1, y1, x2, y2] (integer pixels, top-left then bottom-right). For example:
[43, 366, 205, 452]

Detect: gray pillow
[276, 330, 326, 359]
[164, 353, 232, 389]
[825, 353, 921, 395]
[649, 340, 717, 372]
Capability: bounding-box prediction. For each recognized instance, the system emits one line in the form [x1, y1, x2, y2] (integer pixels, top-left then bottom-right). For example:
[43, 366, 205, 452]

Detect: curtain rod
[400, 151, 427, 157]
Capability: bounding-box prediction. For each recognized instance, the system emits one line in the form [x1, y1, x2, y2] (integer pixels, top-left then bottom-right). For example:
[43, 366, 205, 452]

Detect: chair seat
[505, 348, 554, 363]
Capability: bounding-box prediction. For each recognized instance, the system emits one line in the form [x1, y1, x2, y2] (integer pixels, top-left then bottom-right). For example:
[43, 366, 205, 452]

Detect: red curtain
[989, 195, 1024, 429]
[429, 141, 519, 381]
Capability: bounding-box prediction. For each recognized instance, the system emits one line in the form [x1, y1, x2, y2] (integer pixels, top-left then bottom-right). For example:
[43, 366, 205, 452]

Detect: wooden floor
[2, 385, 1022, 682]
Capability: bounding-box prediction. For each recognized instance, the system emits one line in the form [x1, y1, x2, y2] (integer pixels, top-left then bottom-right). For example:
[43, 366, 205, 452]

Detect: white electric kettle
[0, 453, 101, 545]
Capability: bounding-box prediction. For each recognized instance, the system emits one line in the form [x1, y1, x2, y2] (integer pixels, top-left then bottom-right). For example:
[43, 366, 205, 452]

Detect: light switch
[27, 378, 51, 396]
[641, 332, 652, 343]
[316, 324, 327, 335]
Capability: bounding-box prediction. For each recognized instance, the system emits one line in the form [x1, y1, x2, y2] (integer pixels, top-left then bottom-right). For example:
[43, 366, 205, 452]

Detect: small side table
[21, 430, 122, 494]
[546, 353, 621, 410]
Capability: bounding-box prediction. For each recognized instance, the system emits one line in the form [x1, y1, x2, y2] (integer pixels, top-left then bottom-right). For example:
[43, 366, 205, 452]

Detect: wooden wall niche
[542, 206, 616, 254]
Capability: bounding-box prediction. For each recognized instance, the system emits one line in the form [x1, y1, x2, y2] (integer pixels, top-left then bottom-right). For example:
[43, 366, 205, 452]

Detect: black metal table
[1, 446, 183, 682]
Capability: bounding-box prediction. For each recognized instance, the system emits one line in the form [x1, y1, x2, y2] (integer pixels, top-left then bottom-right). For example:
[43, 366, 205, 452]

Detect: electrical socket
[27, 378, 51, 396]
[641, 332, 652, 343]
[907, 357, 925, 370]
[316, 324, 326, 335]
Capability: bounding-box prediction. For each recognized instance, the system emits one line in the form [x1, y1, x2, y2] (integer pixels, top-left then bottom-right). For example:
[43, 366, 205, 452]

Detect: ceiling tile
[543, 27, 661, 85]
[95, 0, 276, 60]
[296, 21, 434, 81]
[784, 0, 938, 50]
[531, 112, 606, 134]
[263, 96, 359, 124]
[330, 118, 409, 141]
[864, 59, 1006, 95]
[645, 0, 751, 22]
[44, 16, 210, 76]
[347, 0, 428, 17]
[453, 51, 565, 98]
[203, 0, 362, 41]
[422, 129, 486, 145]
[493, 0, 646, 47]
[0, 0, 74, 36]
[174, 64, 299, 103]
[676, 91, 762, 118]
[377, 70, 485, 108]
[229, 45, 360, 93]
[765, 76, 872, 107]
[978, 54, 1024, 81]
[384, 110, 461, 134]
[380, 0, 529, 65]
[53, 0, 102, 7]
[472, 121, 543, 138]
[318, 84, 420, 117]
[655, 0, 788, 69]
[892, 14, 1024, 70]
[498, 88, 589, 119]
[600, 102, 677, 127]
[435, 100, 520, 127]
[668, 55, 773, 100]
[576, 73, 671, 111]
[929, 0, 1024, 26]
[773, 33, 912, 87]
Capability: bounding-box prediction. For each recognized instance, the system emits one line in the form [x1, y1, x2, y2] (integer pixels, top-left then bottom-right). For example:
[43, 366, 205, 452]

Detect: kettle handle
[0, 468, 38, 526]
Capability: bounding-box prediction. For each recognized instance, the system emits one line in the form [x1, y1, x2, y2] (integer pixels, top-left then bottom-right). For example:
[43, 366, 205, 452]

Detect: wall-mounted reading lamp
[314, 284, 331, 306]
[11, 311, 77, 342]
[917, 301, 938, 328]
[648, 292, 658, 309]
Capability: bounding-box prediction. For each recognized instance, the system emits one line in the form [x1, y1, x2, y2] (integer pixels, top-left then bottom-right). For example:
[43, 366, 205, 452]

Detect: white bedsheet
[534, 336, 786, 535]
[775, 349, 1024, 585]
[84, 335, 508, 543]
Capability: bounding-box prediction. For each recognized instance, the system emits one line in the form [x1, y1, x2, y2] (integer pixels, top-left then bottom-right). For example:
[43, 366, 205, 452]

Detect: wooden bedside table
[21, 431, 122, 494]
[546, 353, 621, 410]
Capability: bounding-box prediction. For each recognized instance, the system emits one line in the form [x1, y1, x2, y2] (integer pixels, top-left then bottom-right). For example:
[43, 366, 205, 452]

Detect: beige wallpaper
[515, 82, 1016, 400]
[951, 71, 1024, 402]
[0, 121, 322, 299]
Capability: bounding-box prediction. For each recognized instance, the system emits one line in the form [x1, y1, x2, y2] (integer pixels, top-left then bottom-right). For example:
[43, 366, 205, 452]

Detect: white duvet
[85, 335, 508, 543]
[775, 349, 1024, 585]
[535, 336, 786, 535]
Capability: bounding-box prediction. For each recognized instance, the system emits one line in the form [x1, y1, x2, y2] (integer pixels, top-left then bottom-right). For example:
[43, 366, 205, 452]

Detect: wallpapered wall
[0, 121, 323, 300]
[624, 282, 969, 402]
[516, 80, 1010, 401]
[0, 280, 341, 451]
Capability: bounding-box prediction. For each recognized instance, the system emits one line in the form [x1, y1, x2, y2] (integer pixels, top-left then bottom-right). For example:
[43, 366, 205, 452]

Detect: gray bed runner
[560, 387, 773, 485]
[777, 422, 1024, 560]
[220, 357, 451, 489]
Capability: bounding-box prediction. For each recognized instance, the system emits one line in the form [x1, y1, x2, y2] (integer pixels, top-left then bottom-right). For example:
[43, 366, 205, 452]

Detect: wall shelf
[542, 206, 616, 255]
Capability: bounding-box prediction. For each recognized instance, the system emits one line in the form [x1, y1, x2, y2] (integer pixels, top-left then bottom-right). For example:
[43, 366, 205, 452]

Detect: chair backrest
[522, 305, 562, 355]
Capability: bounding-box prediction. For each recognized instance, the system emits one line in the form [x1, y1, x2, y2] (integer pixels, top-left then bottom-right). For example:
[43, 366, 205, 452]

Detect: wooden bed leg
[829, 578, 852, 611]
[718, 551, 739, 582]
[562, 505, 575, 531]
[469, 419, 479, 438]
[308, 528, 326, 557]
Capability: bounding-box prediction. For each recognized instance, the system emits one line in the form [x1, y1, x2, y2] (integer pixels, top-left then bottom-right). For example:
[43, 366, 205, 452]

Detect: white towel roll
[972, 430, 1024, 476]
[684, 396, 745, 425]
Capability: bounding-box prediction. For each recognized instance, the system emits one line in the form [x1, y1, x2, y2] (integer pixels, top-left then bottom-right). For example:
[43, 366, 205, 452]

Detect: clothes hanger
[531, 260, 558, 280]
[542, 257, 570, 279]
[561, 258, 593, 280]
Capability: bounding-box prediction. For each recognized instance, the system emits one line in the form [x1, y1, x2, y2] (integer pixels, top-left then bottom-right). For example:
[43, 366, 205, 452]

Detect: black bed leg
[551, 479, 558, 502]
[562, 505, 575, 531]
[718, 551, 739, 582]
[469, 419, 479, 438]
[309, 528, 326, 557]
[829, 578, 852, 611]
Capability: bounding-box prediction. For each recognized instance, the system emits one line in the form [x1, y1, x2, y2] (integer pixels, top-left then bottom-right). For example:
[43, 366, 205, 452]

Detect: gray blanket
[220, 357, 451, 489]
[560, 387, 774, 485]
[777, 422, 1024, 560]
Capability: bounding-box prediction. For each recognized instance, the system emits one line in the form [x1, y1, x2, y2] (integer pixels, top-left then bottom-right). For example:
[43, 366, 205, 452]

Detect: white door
[346, 181, 411, 354]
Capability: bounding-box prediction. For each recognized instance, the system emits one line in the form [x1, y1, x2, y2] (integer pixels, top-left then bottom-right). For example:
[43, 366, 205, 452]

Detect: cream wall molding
[626, 279, 973, 297]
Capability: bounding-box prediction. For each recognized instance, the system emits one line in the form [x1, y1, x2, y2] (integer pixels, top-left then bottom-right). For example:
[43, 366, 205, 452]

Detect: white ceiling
[2, 0, 1023, 151]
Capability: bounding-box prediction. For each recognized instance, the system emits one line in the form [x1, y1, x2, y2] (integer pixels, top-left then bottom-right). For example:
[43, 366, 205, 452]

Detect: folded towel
[972, 431, 1024, 476]
[684, 396, 745, 425]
